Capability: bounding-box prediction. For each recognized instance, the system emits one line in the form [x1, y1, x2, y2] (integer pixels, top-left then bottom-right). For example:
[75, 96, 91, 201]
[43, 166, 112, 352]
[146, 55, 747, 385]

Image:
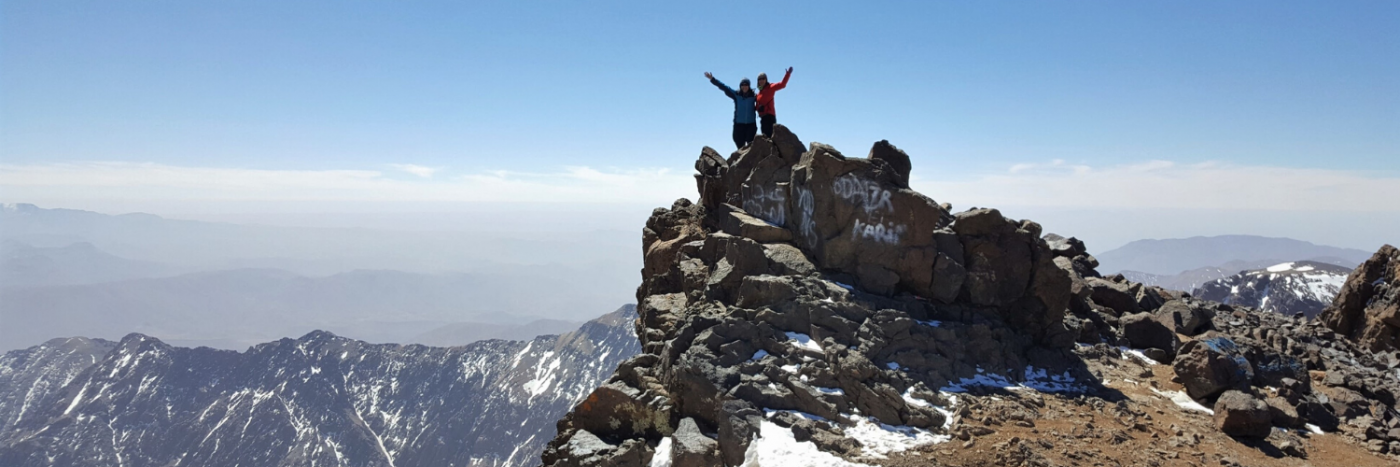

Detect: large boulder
[790, 142, 950, 296]
[669, 418, 721, 467]
[1120, 312, 1179, 358]
[1320, 244, 1400, 353]
[1213, 390, 1273, 438]
[1156, 299, 1213, 335]
[1086, 277, 1140, 315]
[1173, 337, 1254, 400]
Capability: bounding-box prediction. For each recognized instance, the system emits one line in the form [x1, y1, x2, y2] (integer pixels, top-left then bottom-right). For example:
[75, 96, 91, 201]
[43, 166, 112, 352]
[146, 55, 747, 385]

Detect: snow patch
[785, 332, 823, 352]
[649, 437, 673, 467]
[1266, 262, 1295, 272]
[813, 386, 844, 396]
[843, 417, 949, 458]
[942, 367, 1082, 394]
[1120, 348, 1164, 366]
[744, 419, 870, 467]
[915, 319, 943, 328]
[1305, 423, 1324, 435]
[1151, 388, 1214, 415]
[750, 350, 770, 361]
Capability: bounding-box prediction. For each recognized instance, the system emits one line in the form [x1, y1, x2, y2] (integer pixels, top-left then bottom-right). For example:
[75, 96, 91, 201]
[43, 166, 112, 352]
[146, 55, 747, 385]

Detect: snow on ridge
[941, 366, 1083, 394]
[1266, 262, 1296, 273]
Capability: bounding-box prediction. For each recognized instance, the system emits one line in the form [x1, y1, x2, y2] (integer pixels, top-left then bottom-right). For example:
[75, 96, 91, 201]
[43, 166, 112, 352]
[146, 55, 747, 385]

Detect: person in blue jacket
[705, 72, 758, 149]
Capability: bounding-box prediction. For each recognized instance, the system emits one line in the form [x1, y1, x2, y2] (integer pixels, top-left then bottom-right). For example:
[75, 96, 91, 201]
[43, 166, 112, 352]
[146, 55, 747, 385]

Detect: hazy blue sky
[2, 2, 1398, 249]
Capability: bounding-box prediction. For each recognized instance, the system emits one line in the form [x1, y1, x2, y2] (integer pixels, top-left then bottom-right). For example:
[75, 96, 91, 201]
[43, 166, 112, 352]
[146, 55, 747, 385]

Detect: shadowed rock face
[1321, 245, 1400, 353]
[541, 126, 1090, 465]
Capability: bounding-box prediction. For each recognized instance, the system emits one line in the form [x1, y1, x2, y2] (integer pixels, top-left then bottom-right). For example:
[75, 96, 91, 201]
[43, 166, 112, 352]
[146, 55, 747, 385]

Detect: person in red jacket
[754, 67, 792, 138]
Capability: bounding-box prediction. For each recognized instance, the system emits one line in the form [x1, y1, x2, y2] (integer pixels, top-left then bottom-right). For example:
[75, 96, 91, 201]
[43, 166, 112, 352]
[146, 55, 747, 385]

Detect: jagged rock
[1120, 312, 1178, 359]
[1249, 352, 1308, 389]
[716, 400, 762, 466]
[1214, 390, 1273, 438]
[791, 142, 949, 296]
[762, 243, 816, 276]
[553, 430, 653, 467]
[1298, 399, 1341, 432]
[1087, 277, 1140, 315]
[867, 140, 911, 188]
[669, 418, 721, 467]
[569, 381, 672, 441]
[541, 127, 1090, 465]
[1156, 300, 1213, 335]
[1320, 244, 1400, 353]
[694, 147, 728, 210]
[1173, 337, 1254, 400]
[1328, 387, 1371, 419]
[717, 204, 792, 243]
[1264, 396, 1302, 428]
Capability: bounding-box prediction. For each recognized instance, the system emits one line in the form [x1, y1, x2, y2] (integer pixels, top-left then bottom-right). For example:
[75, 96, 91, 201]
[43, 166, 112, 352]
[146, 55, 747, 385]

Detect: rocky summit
[540, 126, 1400, 466]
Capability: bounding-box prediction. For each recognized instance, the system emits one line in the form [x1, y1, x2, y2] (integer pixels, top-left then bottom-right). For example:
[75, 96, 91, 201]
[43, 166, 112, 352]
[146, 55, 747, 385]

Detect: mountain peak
[542, 126, 1400, 466]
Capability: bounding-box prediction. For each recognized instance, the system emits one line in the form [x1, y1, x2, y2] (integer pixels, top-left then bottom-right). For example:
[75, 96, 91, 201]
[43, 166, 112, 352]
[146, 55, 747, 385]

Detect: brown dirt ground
[858, 350, 1399, 467]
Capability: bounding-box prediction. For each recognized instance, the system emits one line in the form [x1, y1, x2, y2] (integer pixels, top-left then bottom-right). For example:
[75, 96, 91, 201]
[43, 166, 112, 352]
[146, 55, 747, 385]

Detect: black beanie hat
[740, 78, 751, 86]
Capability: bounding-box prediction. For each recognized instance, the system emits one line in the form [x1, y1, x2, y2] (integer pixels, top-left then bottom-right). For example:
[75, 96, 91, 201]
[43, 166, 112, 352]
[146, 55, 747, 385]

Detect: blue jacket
[710, 78, 757, 125]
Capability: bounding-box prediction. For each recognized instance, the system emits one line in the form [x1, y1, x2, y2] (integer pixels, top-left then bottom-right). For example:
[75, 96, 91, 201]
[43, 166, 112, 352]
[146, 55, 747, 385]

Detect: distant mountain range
[1, 240, 185, 287]
[1192, 261, 1352, 318]
[1095, 235, 1372, 277]
[0, 306, 640, 467]
[0, 203, 639, 351]
[0, 266, 602, 351]
[1097, 235, 1372, 293]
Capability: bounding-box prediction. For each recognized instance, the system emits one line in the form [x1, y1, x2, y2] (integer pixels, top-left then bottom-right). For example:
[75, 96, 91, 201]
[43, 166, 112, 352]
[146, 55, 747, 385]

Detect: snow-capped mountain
[0, 306, 640, 467]
[1192, 261, 1351, 318]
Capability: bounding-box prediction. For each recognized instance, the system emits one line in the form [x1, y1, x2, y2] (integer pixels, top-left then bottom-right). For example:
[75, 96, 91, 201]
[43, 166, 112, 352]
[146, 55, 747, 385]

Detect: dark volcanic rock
[541, 127, 1080, 466]
[1120, 312, 1179, 359]
[1320, 245, 1400, 353]
[669, 418, 721, 467]
[1173, 337, 1254, 400]
[1214, 390, 1273, 438]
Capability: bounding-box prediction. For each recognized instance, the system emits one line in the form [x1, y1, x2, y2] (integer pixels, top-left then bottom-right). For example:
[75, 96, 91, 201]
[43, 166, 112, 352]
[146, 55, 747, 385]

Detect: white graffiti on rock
[743, 184, 787, 226]
[832, 174, 894, 214]
[852, 218, 907, 245]
[795, 187, 818, 246]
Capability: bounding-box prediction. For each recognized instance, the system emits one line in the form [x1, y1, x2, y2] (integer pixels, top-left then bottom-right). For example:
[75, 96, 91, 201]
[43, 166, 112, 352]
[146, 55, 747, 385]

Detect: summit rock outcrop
[1320, 245, 1400, 353]
[543, 126, 1096, 465]
[541, 126, 1400, 466]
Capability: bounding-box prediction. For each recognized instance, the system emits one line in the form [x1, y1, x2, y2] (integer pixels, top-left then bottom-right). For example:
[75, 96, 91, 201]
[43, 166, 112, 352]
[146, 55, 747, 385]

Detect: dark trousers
[732, 122, 757, 149]
[760, 114, 776, 138]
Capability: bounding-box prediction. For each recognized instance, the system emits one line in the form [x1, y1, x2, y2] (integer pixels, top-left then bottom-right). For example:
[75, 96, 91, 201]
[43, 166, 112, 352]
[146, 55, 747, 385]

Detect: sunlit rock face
[1321, 245, 1400, 353]
[542, 126, 1090, 466]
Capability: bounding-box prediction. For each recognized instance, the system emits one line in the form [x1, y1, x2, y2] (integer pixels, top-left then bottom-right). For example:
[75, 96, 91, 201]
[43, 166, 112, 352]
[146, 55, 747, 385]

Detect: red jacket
[754, 69, 791, 116]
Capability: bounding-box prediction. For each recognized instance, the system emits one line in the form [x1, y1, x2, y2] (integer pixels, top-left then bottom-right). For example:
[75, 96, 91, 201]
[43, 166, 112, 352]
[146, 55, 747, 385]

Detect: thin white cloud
[0, 162, 693, 204]
[388, 164, 441, 178]
[4, 160, 1397, 213]
[915, 160, 1400, 212]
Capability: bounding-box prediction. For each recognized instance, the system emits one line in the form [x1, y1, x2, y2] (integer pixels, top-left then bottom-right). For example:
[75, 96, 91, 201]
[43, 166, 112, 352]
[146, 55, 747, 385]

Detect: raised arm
[705, 72, 737, 99]
[770, 67, 792, 91]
